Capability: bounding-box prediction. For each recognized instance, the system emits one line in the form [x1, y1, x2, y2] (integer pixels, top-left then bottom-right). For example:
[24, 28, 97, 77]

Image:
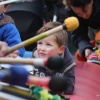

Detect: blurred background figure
[0, 0, 25, 57]
[43, 0, 68, 23]
[6, 0, 43, 51]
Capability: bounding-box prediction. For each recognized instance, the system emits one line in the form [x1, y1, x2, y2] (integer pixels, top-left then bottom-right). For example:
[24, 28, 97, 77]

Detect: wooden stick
[0, 0, 21, 5]
[7, 17, 79, 54]
[0, 58, 45, 66]
[7, 25, 63, 54]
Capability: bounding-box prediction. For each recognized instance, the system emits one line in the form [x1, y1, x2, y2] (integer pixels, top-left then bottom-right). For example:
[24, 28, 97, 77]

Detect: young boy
[75, 28, 100, 64]
[0, 0, 25, 57]
[87, 29, 100, 64]
[32, 22, 75, 94]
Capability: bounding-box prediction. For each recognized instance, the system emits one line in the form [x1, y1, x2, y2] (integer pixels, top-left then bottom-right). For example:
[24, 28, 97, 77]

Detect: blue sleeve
[1, 23, 25, 57]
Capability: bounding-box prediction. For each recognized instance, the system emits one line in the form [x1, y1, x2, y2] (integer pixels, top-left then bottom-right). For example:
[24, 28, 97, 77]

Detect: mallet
[0, 55, 63, 70]
[0, 66, 68, 93]
[7, 17, 79, 54]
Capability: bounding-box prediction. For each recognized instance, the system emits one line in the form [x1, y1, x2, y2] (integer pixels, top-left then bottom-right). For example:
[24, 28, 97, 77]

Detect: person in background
[0, 0, 25, 57]
[43, 0, 68, 23]
[87, 28, 100, 64]
[65, 0, 100, 59]
[32, 22, 75, 94]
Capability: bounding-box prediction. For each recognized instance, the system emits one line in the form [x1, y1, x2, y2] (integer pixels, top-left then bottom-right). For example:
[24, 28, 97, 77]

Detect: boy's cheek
[37, 48, 41, 52]
[47, 50, 57, 57]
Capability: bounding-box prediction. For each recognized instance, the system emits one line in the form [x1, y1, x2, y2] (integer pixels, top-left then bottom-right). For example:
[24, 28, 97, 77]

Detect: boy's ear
[4, 5, 10, 12]
[59, 45, 65, 54]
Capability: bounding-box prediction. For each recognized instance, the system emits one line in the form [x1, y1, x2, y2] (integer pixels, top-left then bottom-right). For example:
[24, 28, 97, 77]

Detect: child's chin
[39, 55, 47, 58]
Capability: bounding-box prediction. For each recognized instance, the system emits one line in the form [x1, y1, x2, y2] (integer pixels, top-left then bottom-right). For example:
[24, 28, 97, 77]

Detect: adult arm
[70, 24, 93, 56]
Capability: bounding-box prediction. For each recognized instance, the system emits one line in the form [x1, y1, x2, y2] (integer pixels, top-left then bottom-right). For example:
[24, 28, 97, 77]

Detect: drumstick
[0, 66, 68, 92]
[0, 58, 43, 65]
[0, 0, 21, 5]
[0, 0, 35, 5]
[7, 17, 79, 54]
[0, 55, 63, 70]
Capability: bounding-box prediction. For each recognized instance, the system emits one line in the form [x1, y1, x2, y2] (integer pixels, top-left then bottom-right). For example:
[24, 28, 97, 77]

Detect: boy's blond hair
[36, 22, 68, 46]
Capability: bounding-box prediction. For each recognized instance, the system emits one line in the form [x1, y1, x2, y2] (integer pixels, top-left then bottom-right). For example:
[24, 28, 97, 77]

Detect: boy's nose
[41, 45, 46, 50]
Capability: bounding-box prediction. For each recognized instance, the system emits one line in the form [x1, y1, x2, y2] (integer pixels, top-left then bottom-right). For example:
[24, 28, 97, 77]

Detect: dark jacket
[0, 14, 25, 57]
[66, 0, 100, 56]
[32, 46, 75, 94]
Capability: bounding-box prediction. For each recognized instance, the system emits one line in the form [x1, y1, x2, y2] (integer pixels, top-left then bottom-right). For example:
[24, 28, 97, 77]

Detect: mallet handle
[7, 25, 63, 54]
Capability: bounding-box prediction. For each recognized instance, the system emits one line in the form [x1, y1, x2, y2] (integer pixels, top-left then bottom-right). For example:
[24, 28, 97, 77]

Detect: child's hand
[0, 41, 19, 58]
[0, 41, 8, 57]
[5, 50, 19, 58]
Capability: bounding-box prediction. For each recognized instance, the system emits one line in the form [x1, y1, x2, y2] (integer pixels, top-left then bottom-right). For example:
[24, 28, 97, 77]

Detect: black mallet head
[47, 55, 64, 71]
[48, 75, 68, 93]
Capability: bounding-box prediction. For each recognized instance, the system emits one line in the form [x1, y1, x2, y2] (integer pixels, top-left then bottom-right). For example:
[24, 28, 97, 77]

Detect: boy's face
[95, 40, 100, 49]
[37, 35, 65, 59]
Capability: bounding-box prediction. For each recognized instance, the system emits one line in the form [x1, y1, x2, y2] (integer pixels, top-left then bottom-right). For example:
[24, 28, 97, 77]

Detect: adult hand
[85, 49, 93, 58]
[77, 49, 83, 57]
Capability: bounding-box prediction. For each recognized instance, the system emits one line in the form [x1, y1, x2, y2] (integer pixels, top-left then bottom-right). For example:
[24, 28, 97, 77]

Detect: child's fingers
[0, 42, 8, 57]
[5, 50, 19, 58]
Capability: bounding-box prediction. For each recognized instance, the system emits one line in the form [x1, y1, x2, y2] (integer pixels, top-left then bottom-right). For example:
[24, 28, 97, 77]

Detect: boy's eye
[47, 43, 52, 46]
[37, 42, 42, 44]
